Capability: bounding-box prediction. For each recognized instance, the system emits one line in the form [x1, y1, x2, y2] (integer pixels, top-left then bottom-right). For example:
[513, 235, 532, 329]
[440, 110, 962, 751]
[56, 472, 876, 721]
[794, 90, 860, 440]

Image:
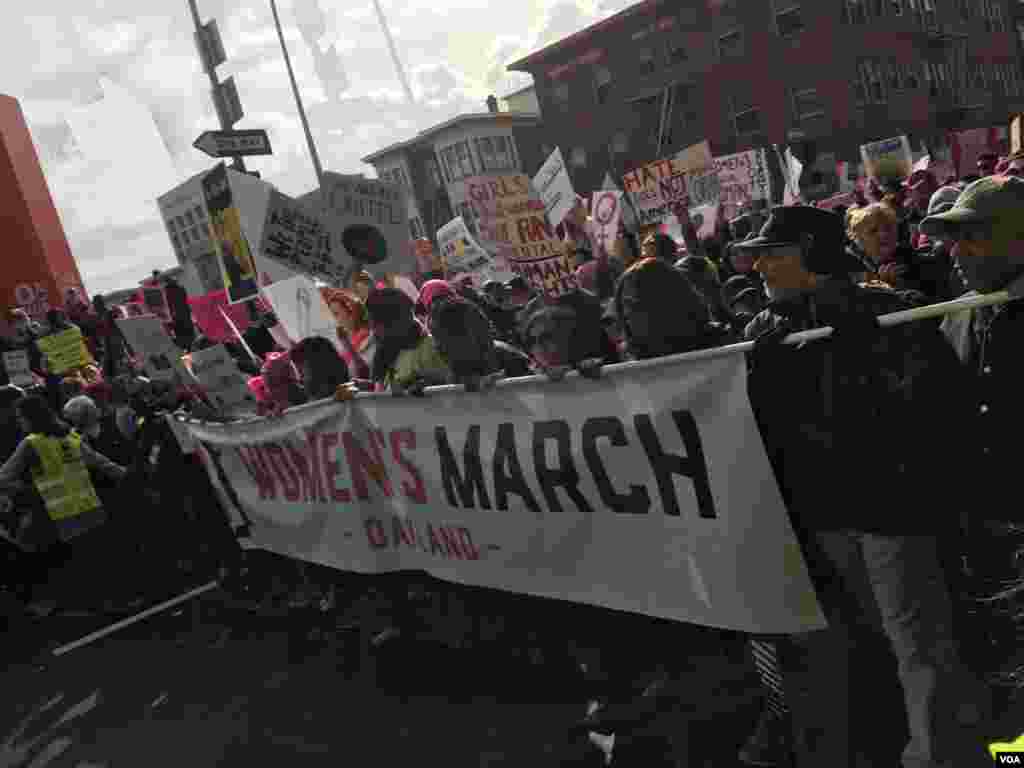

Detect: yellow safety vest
[25, 432, 102, 522]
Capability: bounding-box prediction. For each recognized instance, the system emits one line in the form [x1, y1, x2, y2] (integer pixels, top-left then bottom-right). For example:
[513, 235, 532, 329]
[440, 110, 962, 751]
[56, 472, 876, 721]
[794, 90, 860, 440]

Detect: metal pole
[187, 0, 246, 172]
[269, 0, 325, 191]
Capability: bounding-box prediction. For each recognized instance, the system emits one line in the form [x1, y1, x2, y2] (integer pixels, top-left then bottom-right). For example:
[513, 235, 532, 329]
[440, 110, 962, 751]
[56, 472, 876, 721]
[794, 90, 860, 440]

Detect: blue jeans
[780, 531, 989, 768]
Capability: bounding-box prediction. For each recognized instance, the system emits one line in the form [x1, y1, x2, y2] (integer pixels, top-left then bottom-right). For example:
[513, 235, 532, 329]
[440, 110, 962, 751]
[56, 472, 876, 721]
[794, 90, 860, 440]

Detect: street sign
[213, 77, 244, 126]
[195, 20, 226, 71]
[193, 129, 273, 159]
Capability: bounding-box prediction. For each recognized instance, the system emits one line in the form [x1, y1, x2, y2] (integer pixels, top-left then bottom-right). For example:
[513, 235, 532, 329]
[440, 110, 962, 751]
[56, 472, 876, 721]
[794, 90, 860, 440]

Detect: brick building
[507, 0, 1024, 196]
[362, 107, 545, 241]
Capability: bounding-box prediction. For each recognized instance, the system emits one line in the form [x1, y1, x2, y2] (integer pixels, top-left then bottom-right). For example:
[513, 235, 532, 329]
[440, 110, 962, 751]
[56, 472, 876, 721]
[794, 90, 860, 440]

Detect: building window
[673, 83, 698, 125]
[792, 88, 826, 120]
[194, 205, 206, 220]
[854, 60, 886, 104]
[409, 217, 425, 239]
[426, 156, 443, 187]
[476, 136, 515, 171]
[666, 38, 688, 65]
[903, 62, 921, 90]
[570, 147, 587, 168]
[639, 47, 656, 75]
[611, 131, 629, 154]
[718, 30, 743, 60]
[457, 202, 478, 235]
[1017, 21, 1024, 48]
[439, 141, 475, 181]
[891, 0, 904, 15]
[434, 152, 451, 184]
[551, 81, 570, 113]
[774, 5, 805, 37]
[594, 65, 613, 105]
[841, 0, 867, 24]
[732, 96, 762, 136]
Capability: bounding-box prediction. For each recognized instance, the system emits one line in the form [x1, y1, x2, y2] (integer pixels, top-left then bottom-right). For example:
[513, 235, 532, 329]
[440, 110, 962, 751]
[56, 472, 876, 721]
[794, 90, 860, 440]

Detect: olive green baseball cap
[919, 175, 1024, 239]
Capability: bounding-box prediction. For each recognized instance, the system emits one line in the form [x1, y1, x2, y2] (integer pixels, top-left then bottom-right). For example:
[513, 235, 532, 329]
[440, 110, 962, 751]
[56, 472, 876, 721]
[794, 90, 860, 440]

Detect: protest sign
[860, 135, 912, 181]
[413, 238, 436, 274]
[436, 217, 496, 282]
[188, 344, 257, 414]
[259, 190, 334, 282]
[187, 289, 252, 343]
[116, 316, 187, 382]
[186, 349, 824, 634]
[591, 190, 622, 252]
[203, 162, 261, 305]
[532, 148, 576, 228]
[714, 149, 772, 220]
[503, 210, 577, 298]
[1012, 115, 1022, 156]
[2, 350, 34, 388]
[37, 327, 92, 375]
[261, 274, 342, 353]
[622, 140, 714, 227]
[312, 172, 411, 278]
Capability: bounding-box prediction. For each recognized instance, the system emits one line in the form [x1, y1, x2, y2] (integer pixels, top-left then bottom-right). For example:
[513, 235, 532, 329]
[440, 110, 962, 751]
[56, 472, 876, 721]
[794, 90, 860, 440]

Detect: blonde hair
[847, 203, 898, 243]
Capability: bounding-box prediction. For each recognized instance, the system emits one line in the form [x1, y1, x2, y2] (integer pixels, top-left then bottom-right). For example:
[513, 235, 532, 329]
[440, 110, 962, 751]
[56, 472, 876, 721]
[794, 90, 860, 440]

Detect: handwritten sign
[860, 135, 912, 180]
[2, 350, 33, 387]
[259, 190, 334, 281]
[532, 147, 576, 228]
[115, 316, 187, 383]
[713, 149, 772, 221]
[36, 327, 92, 375]
[623, 140, 714, 227]
[504, 210, 577, 298]
[188, 344, 256, 414]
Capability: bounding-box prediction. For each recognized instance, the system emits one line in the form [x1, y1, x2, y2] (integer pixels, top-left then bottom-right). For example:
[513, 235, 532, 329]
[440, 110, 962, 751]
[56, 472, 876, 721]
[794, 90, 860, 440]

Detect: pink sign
[187, 289, 254, 343]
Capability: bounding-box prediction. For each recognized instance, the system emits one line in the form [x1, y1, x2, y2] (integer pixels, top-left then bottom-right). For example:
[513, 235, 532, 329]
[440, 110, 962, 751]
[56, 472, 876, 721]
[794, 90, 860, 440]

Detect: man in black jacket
[922, 176, 1024, 671]
[735, 206, 987, 768]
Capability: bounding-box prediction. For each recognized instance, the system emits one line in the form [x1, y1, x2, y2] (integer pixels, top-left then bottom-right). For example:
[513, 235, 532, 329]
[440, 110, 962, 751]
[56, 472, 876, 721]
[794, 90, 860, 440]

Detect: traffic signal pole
[187, 0, 246, 173]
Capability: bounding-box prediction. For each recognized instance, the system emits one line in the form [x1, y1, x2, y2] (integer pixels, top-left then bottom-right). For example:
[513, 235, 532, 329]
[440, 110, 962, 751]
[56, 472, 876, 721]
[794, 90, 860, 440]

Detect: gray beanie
[62, 395, 101, 431]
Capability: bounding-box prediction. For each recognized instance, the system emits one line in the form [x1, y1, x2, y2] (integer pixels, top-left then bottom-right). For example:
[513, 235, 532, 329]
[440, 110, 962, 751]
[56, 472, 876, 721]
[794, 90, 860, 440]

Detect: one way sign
[193, 129, 273, 158]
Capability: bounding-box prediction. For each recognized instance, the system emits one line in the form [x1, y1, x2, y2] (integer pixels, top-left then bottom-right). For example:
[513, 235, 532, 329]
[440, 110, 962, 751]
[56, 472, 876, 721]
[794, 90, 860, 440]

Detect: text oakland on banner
[186, 351, 826, 634]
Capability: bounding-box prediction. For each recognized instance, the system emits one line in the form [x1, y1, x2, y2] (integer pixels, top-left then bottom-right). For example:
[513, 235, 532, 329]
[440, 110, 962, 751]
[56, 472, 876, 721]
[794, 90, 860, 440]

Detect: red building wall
[0, 94, 86, 320]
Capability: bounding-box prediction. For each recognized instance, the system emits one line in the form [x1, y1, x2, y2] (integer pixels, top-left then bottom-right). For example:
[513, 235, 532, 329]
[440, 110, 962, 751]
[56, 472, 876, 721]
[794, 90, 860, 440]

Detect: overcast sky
[14, 0, 635, 295]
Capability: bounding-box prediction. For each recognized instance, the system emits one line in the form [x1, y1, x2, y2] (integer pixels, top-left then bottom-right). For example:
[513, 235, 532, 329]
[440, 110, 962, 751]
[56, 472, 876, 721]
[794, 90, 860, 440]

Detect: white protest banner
[532, 147, 576, 228]
[860, 135, 913, 180]
[116, 317, 187, 382]
[714, 149, 772, 220]
[591, 190, 623, 252]
[2, 350, 34, 388]
[436, 217, 496, 281]
[261, 274, 343, 354]
[622, 140, 714, 227]
[188, 344, 257, 414]
[184, 350, 824, 634]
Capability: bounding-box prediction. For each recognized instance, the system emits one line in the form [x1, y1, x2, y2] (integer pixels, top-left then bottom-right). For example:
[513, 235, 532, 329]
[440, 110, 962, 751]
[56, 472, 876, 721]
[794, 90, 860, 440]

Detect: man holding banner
[738, 206, 986, 768]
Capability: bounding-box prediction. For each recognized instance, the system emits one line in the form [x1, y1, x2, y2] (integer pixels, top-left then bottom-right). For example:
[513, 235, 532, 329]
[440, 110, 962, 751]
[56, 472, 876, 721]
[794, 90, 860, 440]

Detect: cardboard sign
[2, 350, 34, 388]
[591, 190, 623, 252]
[413, 238, 436, 273]
[504, 210, 577, 298]
[860, 135, 912, 181]
[1012, 115, 1022, 156]
[203, 162, 260, 305]
[623, 140, 714, 226]
[188, 344, 256, 414]
[36, 327, 92, 375]
[261, 274, 343, 353]
[115, 316, 187, 382]
[532, 147, 576, 228]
